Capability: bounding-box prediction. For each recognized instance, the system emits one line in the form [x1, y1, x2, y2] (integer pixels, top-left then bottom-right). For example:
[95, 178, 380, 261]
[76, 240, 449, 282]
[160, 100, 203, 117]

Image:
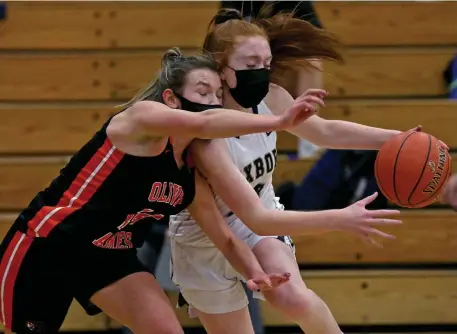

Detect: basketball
[375, 131, 452, 208]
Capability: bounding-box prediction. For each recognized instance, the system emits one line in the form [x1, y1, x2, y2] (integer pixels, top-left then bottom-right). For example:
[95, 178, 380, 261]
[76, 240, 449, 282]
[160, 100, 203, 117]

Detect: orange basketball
[375, 131, 452, 208]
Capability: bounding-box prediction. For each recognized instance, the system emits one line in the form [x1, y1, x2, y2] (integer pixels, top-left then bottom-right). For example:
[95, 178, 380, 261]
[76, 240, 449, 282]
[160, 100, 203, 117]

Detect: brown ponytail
[253, 13, 343, 84]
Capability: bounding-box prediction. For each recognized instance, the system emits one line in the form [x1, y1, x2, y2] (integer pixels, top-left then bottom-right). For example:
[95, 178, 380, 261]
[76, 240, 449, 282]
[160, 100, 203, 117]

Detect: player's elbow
[212, 233, 238, 256]
[242, 207, 271, 236]
[129, 101, 161, 120]
[312, 119, 343, 148]
[223, 235, 238, 253]
[128, 101, 167, 130]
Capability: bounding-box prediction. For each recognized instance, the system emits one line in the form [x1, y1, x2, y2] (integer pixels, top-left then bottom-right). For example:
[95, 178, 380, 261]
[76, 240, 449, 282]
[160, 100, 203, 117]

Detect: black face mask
[228, 68, 270, 108]
[175, 94, 222, 113]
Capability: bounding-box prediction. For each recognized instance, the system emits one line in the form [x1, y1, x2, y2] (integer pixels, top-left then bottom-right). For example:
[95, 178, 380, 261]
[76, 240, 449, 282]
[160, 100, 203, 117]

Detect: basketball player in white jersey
[168, 9, 413, 334]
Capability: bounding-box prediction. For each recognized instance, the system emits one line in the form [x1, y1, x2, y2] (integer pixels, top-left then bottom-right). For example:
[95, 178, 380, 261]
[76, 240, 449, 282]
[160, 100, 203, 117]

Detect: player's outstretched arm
[264, 83, 402, 150]
[118, 100, 313, 140]
[188, 170, 290, 291]
[191, 139, 402, 244]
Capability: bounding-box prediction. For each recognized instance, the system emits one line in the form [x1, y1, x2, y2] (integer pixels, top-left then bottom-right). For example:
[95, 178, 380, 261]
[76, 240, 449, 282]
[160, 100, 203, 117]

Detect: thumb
[255, 276, 272, 287]
[408, 125, 422, 132]
[246, 279, 260, 292]
[440, 140, 449, 151]
[357, 192, 378, 206]
[269, 273, 290, 281]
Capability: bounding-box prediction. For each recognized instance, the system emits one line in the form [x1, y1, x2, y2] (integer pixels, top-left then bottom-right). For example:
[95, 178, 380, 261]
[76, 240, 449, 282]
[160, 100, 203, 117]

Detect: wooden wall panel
[1, 48, 452, 101]
[314, 2, 457, 46]
[0, 2, 218, 49]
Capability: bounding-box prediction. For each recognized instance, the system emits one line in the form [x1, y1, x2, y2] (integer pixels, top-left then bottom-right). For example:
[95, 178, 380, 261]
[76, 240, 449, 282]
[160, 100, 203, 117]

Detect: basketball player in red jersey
[0, 48, 328, 334]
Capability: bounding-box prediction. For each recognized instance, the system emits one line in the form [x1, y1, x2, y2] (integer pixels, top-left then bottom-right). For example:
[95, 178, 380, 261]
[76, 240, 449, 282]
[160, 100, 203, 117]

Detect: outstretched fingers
[268, 273, 291, 287]
[247, 272, 291, 291]
[302, 88, 327, 98]
[365, 218, 402, 225]
[361, 235, 384, 248]
[294, 100, 316, 113]
[360, 226, 396, 239]
[298, 95, 325, 108]
[357, 192, 379, 206]
[367, 208, 401, 217]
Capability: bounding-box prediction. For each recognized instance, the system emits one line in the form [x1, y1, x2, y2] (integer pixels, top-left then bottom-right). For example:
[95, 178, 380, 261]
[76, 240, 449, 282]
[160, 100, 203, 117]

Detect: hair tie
[214, 11, 242, 25]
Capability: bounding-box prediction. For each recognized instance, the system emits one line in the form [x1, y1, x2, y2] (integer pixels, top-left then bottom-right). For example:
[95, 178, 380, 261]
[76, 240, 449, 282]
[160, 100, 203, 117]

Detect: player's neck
[223, 88, 253, 114]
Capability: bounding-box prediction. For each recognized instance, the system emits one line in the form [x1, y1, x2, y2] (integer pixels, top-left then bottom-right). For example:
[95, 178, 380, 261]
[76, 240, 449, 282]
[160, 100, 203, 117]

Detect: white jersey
[169, 101, 278, 246]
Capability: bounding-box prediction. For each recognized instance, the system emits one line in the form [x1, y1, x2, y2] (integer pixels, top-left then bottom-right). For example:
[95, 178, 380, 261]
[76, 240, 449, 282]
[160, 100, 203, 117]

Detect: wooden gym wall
[0, 1, 457, 332]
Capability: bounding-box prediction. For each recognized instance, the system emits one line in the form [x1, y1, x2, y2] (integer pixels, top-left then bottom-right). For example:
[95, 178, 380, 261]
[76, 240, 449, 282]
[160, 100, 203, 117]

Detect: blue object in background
[0, 2, 6, 21]
[291, 150, 343, 211]
[444, 55, 457, 99]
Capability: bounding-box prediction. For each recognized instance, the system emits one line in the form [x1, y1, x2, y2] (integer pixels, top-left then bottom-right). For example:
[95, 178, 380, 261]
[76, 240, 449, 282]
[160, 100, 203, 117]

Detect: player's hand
[246, 272, 291, 291]
[406, 125, 449, 150]
[442, 174, 457, 211]
[407, 125, 422, 133]
[338, 192, 402, 247]
[278, 89, 327, 130]
[440, 140, 450, 150]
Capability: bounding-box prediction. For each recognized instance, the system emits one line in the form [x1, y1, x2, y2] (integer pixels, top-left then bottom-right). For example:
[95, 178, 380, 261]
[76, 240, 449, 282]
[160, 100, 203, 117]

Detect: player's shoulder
[264, 83, 294, 115]
[267, 82, 289, 98]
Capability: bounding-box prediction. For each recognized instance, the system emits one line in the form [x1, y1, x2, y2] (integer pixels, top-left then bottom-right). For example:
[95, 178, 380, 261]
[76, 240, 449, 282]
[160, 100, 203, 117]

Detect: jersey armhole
[257, 100, 274, 116]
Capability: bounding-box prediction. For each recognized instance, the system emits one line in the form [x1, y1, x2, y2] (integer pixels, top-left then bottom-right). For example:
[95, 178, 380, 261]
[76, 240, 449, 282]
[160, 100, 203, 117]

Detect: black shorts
[0, 227, 149, 333]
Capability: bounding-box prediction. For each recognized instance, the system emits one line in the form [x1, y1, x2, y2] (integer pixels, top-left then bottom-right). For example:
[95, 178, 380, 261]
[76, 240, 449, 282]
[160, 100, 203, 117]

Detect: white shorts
[170, 198, 295, 316]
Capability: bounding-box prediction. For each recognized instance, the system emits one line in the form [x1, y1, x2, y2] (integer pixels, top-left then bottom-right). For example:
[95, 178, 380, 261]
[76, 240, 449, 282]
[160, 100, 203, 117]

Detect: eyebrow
[244, 54, 273, 60]
[197, 81, 222, 91]
[196, 81, 210, 87]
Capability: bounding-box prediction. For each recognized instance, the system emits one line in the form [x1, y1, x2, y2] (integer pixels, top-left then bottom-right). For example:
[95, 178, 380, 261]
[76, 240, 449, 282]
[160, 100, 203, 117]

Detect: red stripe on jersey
[0, 232, 34, 330]
[27, 138, 124, 237]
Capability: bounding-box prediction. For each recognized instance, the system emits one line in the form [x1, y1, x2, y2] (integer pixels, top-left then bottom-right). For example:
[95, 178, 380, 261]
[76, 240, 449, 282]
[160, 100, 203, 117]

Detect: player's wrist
[324, 209, 351, 231]
[378, 129, 402, 149]
[248, 269, 267, 279]
[242, 265, 267, 281]
[271, 115, 285, 131]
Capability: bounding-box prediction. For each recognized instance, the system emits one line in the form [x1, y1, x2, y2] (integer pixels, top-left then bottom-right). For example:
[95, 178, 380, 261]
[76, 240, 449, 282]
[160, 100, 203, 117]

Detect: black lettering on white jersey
[242, 149, 278, 196]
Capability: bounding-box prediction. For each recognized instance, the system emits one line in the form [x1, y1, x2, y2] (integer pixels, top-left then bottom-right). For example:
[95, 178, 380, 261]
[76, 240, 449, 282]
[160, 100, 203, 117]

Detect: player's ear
[162, 89, 180, 109]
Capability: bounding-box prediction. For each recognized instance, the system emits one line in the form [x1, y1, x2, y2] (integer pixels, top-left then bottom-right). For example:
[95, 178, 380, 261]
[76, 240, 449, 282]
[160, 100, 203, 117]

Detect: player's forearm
[219, 236, 265, 279]
[320, 120, 400, 150]
[198, 109, 283, 139]
[129, 101, 283, 139]
[247, 208, 343, 236]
